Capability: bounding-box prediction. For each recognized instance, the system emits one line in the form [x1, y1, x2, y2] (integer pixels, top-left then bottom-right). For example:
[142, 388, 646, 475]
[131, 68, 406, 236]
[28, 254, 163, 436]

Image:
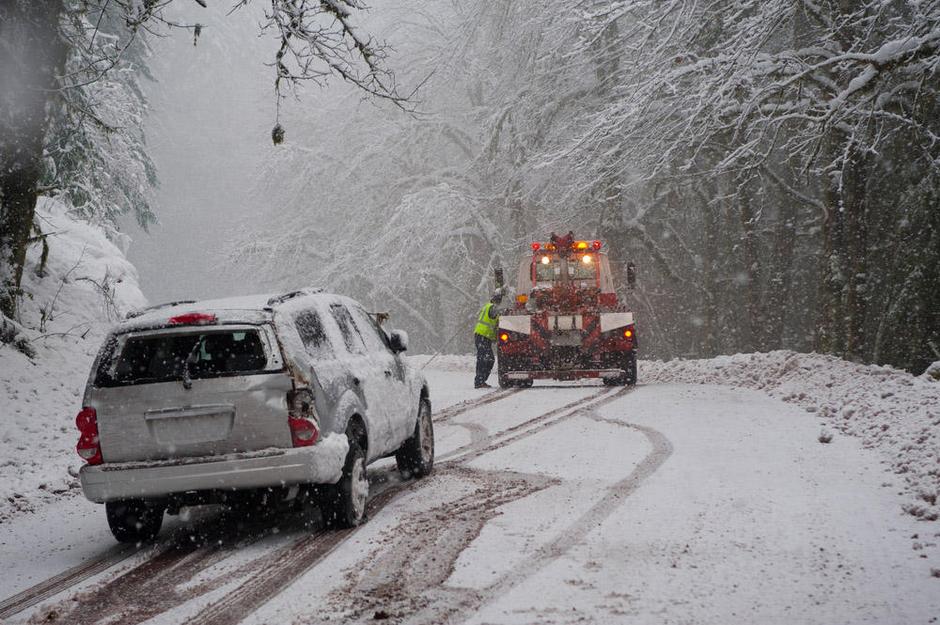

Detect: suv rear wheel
[106, 499, 165, 543]
[322, 425, 369, 528]
[396, 397, 434, 478]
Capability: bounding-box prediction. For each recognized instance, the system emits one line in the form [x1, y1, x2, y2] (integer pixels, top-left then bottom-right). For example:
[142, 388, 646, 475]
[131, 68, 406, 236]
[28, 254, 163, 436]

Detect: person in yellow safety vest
[474, 291, 503, 388]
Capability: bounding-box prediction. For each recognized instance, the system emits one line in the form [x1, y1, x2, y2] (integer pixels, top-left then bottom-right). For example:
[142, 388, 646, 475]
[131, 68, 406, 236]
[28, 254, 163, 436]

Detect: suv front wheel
[106, 499, 165, 543]
[396, 397, 434, 478]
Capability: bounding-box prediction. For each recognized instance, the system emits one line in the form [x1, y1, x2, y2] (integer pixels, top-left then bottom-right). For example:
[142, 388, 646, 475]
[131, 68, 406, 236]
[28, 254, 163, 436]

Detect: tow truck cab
[496, 233, 637, 387]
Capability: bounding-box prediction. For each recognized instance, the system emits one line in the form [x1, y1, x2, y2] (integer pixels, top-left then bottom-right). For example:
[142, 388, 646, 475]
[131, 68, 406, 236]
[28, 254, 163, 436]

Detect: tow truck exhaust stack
[496, 232, 637, 387]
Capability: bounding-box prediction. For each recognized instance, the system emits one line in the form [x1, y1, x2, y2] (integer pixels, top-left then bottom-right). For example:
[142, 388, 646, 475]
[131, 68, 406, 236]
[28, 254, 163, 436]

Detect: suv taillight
[287, 389, 319, 447]
[75, 407, 102, 465]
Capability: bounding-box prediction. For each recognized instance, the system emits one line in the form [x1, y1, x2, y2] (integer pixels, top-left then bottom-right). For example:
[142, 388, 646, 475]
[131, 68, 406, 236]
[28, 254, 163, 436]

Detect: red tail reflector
[592, 240, 602, 250]
[288, 388, 319, 447]
[168, 312, 217, 325]
[289, 416, 320, 447]
[531, 242, 541, 251]
[75, 407, 102, 465]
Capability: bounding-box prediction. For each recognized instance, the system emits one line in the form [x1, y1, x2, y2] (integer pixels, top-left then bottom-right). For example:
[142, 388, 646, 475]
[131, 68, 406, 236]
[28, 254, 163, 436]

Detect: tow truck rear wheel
[625, 353, 637, 386]
[497, 356, 510, 388]
[497, 356, 532, 388]
[498, 372, 533, 388]
[604, 352, 637, 386]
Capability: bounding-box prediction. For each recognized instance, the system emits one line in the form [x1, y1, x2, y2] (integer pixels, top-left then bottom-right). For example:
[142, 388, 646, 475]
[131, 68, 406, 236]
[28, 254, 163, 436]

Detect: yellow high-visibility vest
[474, 302, 498, 340]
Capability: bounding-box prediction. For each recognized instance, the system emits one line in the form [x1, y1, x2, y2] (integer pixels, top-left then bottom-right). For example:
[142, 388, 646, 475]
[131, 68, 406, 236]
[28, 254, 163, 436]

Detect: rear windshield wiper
[180, 343, 202, 390]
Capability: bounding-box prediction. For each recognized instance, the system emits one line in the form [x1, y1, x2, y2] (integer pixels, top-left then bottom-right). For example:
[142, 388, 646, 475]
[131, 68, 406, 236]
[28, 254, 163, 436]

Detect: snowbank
[643, 351, 940, 524]
[0, 197, 146, 523]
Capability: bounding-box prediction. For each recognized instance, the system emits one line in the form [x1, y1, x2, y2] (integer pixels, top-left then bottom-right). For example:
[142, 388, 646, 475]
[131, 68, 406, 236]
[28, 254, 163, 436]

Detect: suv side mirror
[388, 330, 409, 353]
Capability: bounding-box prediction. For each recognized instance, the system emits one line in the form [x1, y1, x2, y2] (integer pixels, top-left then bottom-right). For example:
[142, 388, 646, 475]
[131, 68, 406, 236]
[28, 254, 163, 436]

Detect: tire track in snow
[5, 511, 259, 623]
[28, 515, 279, 625]
[3, 389, 530, 621]
[184, 386, 623, 625]
[437, 386, 617, 465]
[184, 485, 405, 625]
[9, 385, 613, 625]
[434, 388, 521, 424]
[450, 408, 674, 624]
[0, 543, 137, 620]
[451, 421, 490, 447]
[326, 467, 558, 624]
[317, 387, 669, 625]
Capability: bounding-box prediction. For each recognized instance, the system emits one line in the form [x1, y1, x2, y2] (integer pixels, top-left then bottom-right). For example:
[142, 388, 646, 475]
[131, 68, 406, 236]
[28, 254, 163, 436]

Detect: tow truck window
[568, 256, 597, 281]
[533, 257, 597, 283]
[534, 257, 561, 282]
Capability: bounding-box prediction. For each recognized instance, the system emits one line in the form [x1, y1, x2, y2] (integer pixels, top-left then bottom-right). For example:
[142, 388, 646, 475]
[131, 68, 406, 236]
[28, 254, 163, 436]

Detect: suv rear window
[95, 329, 269, 387]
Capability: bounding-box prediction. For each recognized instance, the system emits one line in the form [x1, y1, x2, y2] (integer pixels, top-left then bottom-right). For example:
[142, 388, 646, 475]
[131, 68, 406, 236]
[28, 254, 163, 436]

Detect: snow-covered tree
[234, 0, 939, 371]
[42, 3, 158, 241]
[0, 0, 402, 329]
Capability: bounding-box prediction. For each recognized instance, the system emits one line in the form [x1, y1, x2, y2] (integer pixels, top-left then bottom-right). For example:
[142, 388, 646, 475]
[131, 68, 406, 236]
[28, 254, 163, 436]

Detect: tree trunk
[737, 184, 764, 350]
[841, 143, 871, 362]
[816, 134, 847, 355]
[763, 191, 797, 349]
[0, 0, 67, 320]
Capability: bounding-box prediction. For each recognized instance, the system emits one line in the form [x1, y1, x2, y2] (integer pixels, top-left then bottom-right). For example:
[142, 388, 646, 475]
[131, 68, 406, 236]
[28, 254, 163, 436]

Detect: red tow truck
[496, 232, 637, 387]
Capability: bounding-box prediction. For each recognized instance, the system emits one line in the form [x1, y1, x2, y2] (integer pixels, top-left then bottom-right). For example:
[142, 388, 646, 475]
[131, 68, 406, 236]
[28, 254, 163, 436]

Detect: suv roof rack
[265, 288, 322, 308]
[124, 300, 197, 320]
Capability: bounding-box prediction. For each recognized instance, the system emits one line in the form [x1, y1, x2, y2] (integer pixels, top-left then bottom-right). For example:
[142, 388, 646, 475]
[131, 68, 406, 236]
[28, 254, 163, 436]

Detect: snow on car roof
[116, 289, 333, 332]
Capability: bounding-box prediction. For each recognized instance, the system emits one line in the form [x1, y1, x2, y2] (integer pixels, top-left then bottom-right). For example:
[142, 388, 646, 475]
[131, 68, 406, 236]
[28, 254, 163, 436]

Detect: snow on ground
[460, 384, 940, 625]
[0, 197, 146, 523]
[1, 353, 939, 624]
[643, 351, 940, 525]
[407, 354, 491, 410]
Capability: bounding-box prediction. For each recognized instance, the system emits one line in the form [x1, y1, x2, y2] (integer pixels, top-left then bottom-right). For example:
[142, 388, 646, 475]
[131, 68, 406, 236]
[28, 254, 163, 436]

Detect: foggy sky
[125, 3, 274, 304]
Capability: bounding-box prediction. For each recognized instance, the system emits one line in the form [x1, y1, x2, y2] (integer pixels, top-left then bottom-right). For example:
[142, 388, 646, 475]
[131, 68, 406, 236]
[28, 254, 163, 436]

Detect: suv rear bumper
[79, 439, 348, 503]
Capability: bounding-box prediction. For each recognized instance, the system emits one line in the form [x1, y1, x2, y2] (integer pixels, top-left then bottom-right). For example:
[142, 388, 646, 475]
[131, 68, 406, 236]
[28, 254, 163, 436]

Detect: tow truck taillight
[287, 389, 320, 447]
[623, 328, 633, 339]
[499, 332, 510, 343]
[75, 407, 102, 465]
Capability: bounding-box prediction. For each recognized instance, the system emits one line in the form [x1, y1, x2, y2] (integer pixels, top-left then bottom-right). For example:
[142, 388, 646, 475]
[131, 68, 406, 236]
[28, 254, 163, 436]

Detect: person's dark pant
[474, 334, 495, 387]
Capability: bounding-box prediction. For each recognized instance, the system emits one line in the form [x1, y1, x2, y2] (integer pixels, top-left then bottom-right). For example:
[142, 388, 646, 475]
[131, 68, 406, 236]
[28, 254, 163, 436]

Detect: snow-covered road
[1, 366, 938, 624]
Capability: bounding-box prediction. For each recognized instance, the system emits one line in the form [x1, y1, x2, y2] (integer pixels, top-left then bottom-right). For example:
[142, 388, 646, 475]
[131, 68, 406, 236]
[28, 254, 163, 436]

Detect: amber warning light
[531, 239, 602, 252]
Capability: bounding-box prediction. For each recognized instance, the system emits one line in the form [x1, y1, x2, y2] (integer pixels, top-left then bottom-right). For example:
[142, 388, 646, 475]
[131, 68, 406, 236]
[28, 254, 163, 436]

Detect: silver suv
[75, 289, 433, 542]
